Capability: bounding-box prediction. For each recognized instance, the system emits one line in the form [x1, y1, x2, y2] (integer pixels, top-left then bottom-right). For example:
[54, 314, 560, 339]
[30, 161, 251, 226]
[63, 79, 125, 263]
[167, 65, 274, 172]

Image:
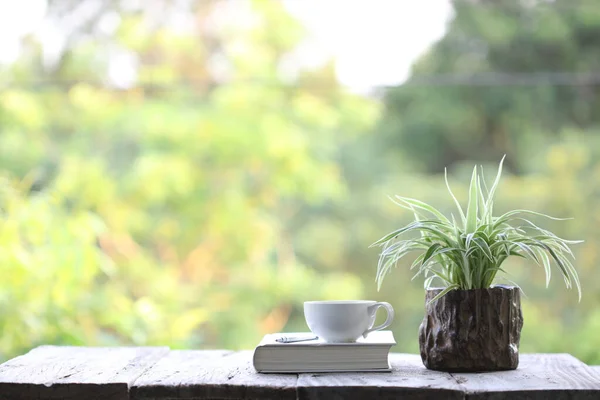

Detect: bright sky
[0, 0, 47, 64]
[0, 0, 453, 90]
[285, 0, 453, 89]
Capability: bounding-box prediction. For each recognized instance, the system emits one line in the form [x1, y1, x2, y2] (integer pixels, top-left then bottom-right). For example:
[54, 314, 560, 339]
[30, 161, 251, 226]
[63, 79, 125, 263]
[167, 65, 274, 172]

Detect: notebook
[253, 330, 396, 373]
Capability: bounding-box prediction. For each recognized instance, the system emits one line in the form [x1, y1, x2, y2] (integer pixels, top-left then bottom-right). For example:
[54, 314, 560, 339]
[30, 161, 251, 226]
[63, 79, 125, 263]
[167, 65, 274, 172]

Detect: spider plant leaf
[437, 248, 463, 266]
[370, 222, 420, 247]
[534, 247, 552, 287]
[409, 203, 433, 239]
[376, 256, 396, 290]
[377, 251, 401, 282]
[423, 246, 463, 268]
[474, 230, 492, 246]
[472, 237, 494, 261]
[424, 275, 436, 289]
[485, 154, 505, 207]
[495, 233, 511, 255]
[555, 250, 582, 302]
[377, 251, 395, 283]
[465, 232, 475, 250]
[377, 252, 409, 289]
[413, 260, 440, 281]
[377, 244, 426, 284]
[380, 241, 403, 257]
[421, 243, 442, 267]
[461, 252, 472, 288]
[431, 268, 451, 284]
[494, 209, 572, 228]
[445, 168, 466, 226]
[418, 226, 458, 247]
[482, 266, 507, 286]
[479, 165, 490, 197]
[410, 253, 426, 270]
[466, 166, 478, 233]
[387, 195, 421, 214]
[478, 175, 488, 220]
[450, 213, 461, 241]
[475, 223, 489, 233]
[411, 268, 427, 281]
[534, 236, 574, 258]
[511, 241, 540, 265]
[394, 196, 450, 223]
[426, 284, 459, 306]
[531, 239, 578, 296]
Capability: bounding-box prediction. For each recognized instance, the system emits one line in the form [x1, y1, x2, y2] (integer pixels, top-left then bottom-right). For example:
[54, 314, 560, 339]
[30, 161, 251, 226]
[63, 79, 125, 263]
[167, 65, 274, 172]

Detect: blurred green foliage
[0, 0, 599, 365]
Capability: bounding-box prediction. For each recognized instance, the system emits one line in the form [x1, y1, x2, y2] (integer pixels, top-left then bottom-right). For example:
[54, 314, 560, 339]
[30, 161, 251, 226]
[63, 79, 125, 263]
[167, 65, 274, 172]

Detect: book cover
[253, 331, 396, 373]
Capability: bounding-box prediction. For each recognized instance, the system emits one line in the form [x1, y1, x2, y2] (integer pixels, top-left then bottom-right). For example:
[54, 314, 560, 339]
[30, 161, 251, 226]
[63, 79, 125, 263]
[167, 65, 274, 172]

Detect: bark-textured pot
[418, 285, 523, 372]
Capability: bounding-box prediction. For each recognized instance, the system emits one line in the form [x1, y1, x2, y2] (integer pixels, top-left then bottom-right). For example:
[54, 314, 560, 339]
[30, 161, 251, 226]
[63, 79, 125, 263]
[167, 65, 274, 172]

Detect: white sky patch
[285, 0, 453, 90]
[0, 0, 47, 64]
[108, 51, 138, 88]
[98, 11, 122, 36]
[37, 21, 68, 69]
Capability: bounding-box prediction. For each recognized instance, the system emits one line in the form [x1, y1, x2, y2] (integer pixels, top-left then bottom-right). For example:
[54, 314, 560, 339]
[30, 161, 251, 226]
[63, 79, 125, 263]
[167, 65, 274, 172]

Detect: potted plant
[371, 157, 581, 372]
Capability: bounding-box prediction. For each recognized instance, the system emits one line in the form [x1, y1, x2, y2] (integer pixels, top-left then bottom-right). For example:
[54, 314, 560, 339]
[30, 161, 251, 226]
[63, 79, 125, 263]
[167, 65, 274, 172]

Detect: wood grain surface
[452, 353, 600, 400]
[131, 350, 297, 400]
[1, 347, 599, 400]
[297, 353, 464, 400]
[0, 345, 168, 400]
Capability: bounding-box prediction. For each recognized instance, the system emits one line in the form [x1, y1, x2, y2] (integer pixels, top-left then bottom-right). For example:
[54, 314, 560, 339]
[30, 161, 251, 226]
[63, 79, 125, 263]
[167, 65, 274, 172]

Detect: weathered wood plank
[0, 346, 168, 400]
[131, 350, 297, 400]
[1, 348, 599, 400]
[297, 353, 464, 400]
[453, 353, 600, 400]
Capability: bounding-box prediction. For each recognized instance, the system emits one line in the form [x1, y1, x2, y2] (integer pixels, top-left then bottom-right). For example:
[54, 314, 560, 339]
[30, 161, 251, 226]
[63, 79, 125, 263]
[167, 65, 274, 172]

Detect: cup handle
[363, 302, 394, 338]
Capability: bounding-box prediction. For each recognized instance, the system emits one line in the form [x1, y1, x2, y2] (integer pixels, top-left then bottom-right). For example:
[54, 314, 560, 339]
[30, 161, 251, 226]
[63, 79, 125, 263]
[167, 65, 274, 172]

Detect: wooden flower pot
[418, 285, 523, 372]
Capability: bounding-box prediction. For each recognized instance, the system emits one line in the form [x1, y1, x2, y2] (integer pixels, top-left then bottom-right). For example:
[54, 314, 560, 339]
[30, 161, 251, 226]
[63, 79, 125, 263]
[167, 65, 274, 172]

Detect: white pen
[275, 335, 319, 343]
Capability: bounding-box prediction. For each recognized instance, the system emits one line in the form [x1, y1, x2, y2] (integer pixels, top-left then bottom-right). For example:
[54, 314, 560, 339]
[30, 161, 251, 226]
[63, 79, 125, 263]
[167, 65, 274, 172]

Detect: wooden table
[0, 346, 599, 399]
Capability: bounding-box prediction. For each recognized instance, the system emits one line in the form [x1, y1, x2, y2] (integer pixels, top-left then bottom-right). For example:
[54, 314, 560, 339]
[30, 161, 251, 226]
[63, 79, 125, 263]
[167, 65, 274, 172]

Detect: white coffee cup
[304, 300, 395, 343]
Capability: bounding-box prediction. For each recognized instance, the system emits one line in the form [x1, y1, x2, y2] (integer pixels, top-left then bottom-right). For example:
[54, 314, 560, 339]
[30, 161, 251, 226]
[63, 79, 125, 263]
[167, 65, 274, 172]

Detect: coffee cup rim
[304, 300, 376, 305]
